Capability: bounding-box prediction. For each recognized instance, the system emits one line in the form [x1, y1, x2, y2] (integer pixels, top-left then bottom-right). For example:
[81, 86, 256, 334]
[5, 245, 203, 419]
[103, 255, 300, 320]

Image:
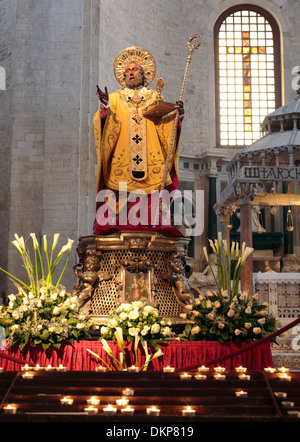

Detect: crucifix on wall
[227, 31, 267, 134]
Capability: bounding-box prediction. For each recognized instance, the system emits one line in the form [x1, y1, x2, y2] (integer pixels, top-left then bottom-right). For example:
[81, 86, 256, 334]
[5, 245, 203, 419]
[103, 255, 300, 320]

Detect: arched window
[214, 5, 281, 148]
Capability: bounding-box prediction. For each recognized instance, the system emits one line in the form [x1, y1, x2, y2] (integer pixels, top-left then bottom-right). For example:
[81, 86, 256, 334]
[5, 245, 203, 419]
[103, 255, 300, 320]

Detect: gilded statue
[93, 46, 184, 236]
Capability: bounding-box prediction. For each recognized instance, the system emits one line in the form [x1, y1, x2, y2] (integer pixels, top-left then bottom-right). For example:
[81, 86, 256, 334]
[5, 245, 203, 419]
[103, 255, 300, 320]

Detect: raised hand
[96, 85, 109, 106]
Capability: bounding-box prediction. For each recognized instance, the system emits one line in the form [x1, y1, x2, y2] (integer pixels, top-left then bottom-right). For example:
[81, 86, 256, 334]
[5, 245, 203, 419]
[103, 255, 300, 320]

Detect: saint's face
[124, 62, 143, 89]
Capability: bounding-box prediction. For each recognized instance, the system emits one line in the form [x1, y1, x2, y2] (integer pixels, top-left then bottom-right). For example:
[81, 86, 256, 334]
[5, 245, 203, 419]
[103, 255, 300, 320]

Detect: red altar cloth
[0, 340, 273, 371]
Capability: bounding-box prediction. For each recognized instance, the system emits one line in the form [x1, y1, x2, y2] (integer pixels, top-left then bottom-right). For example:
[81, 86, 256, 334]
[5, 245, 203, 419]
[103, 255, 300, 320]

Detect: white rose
[129, 327, 139, 337]
[76, 323, 85, 330]
[28, 292, 35, 300]
[151, 323, 160, 334]
[119, 312, 128, 321]
[218, 323, 225, 329]
[101, 326, 109, 335]
[214, 301, 221, 308]
[128, 310, 139, 320]
[162, 327, 172, 336]
[8, 294, 16, 302]
[107, 319, 118, 328]
[258, 318, 266, 325]
[53, 307, 60, 315]
[244, 322, 252, 329]
[143, 305, 154, 314]
[227, 309, 235, 318]
[234, 329, 241, 336]
[245, 307, 252, 314]
[12, 312, 20, 320]
[132, 301, 143, 308]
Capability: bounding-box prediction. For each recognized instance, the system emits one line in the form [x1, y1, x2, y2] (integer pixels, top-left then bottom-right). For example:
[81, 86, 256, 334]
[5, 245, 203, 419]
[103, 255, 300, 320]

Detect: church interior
[0, 0, 299, 423]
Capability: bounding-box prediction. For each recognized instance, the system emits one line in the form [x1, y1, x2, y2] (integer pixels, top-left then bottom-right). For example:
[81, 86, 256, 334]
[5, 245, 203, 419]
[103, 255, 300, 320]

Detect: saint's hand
[176, 100, 185, 116]
[96, 85, 109, 106]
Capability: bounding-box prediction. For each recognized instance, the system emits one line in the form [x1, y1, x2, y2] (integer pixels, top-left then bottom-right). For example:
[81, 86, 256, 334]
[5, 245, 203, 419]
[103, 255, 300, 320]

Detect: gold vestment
[93, 87, 180, 194]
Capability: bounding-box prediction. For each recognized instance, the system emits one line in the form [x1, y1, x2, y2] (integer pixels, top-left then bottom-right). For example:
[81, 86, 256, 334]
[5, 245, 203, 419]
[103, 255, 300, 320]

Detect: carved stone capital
[234, 182, 257, 203]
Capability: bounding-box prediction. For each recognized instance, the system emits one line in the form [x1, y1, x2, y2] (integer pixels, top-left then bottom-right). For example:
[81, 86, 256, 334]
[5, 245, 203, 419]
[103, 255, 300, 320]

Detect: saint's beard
[125, 74, 143, 89]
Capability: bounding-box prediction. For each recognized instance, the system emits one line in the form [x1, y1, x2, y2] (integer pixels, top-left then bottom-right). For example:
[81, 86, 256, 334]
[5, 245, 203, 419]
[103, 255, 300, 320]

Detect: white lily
[30, 233, 39, 250]
[57, 239, 74, 258]
[52, 233, 60, 251]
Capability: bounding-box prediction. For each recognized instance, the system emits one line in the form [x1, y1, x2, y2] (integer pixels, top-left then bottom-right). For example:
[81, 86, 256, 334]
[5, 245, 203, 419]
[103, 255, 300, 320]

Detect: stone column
[208, 176, 218, 242]
[235, 183, 257, 295]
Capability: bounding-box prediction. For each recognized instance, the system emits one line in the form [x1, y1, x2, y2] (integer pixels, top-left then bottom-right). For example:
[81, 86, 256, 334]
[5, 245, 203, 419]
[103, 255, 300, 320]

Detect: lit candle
[194, 373, 207, 381]
[180, 372, 192, 380]
[60, 397, 74, 405]
[279, 373, 291, 381]
[3, 404, 17, 414]
[214, 373, 226, 380]
[116, 397, 129, 406]
[95, 365, 107, 372]
[198, 365, 210, 372]
[274, 392, 287, 399]
[21, 364, 30, 372]
[214, 366, 226, 373]
[147, 406, 160, 416]
[57, 364, 67, 372]
[182, 406, 196, 417]
[128, 365, 139, 372]
[22, 372, 34, 380]
[103, 404, 117, 416]
[121, 405, 135, 416]
[34, 364, 43, 371]
[84, 406, 98, 415]
[287, 410, 300, 418]
[238, 374, 251, 381]
[46, 364, 56, 372]
[122, 388, 134, 396]
[282, 401, 295, 408]
[264, 367, 276, 373]
[278, 367, 290, 374]
[235, 390, 248, 398]
[235, 366, 247, 373]
[0, 367, 3, 374]
[163, 366, 175, 372]
[87, 397, 100, 406]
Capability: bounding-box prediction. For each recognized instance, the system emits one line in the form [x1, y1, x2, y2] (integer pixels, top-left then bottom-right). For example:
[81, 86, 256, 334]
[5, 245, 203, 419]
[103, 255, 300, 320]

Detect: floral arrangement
[0, 233, 93, 350]
[87, 301, 173, 371]
[180, 289, 277, 343]
[180, 233, 278, 343]
[203, 232, 254, 297]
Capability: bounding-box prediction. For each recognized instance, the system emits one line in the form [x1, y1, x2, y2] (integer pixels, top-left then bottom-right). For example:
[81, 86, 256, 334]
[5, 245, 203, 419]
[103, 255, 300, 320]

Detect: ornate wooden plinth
[73, 231, 198, 325]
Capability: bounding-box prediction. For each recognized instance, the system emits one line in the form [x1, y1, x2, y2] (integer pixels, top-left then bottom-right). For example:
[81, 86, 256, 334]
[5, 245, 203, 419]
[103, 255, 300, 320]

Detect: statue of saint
[93, 46, 184, 237]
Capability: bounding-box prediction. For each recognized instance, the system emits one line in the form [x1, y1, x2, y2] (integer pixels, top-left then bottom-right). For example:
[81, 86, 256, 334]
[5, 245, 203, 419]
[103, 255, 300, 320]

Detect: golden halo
[113, 46, 156, 87]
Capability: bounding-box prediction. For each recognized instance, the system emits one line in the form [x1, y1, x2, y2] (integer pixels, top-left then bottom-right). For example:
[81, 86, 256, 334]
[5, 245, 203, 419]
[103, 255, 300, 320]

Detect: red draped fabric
[0, 340, 273, 371]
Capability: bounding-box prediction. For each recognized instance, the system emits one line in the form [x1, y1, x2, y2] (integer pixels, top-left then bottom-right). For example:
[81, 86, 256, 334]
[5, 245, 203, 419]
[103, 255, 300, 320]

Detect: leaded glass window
[214, 6, 281, 147]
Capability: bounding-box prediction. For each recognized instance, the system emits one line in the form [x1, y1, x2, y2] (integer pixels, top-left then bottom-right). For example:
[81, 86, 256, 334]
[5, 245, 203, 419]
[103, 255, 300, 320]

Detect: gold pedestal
[73, 231, 197, 325]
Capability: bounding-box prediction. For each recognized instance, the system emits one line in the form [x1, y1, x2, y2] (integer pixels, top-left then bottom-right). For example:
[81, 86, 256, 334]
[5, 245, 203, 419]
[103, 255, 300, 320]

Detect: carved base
[73, 231, 197, 326]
